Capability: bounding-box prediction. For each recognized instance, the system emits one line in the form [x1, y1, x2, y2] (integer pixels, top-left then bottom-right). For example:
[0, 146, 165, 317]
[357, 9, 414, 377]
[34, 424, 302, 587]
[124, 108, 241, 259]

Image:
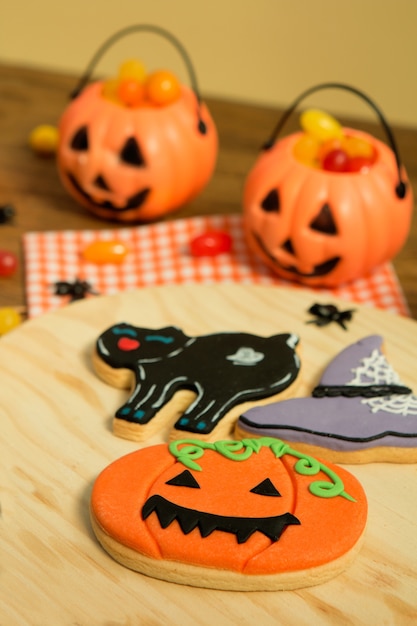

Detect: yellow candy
[102, 78, 121, 103]
[0, 307, 22, 335]
[82, 240, 129, 264]
[300, 109, 343, 142]
[118, 59, 147, 83]
[293, 134, 321, 167]
[29, 124, 59, 156]
[342, 135, 376, 159]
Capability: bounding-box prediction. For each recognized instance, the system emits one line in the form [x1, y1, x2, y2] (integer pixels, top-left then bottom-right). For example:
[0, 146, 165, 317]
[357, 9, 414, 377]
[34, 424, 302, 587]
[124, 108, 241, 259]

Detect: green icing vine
[169, 437, 356, 502]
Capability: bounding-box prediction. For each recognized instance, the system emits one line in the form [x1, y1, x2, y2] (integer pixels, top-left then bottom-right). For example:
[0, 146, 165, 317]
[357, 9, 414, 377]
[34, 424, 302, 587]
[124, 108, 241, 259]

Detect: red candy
[347, 156, 374, 173]
[322, 149, 350, 173]
[190, 231, 232, 257]
[0, 250, 18, 277]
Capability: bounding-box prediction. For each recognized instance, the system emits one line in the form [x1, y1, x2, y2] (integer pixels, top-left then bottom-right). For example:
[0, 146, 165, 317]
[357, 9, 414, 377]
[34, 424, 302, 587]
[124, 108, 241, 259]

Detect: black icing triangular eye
[310, 203, 338, 235]
[70, 125, 89, 151]
[261, 189, 280, 212]
[120, 137, 145, 167]
[165, 470, 200, 489]
[250, 478, 281, 497]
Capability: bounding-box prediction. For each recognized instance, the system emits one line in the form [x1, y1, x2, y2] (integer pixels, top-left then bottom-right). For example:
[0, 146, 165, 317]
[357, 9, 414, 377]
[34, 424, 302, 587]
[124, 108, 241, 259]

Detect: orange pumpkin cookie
[92, 324, 301, 442]
[90, 437, 367, 591]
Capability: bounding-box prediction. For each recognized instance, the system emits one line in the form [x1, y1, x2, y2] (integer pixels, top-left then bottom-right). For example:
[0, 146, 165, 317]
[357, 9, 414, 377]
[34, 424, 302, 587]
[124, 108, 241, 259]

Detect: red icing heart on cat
[117, 337, 140, 351]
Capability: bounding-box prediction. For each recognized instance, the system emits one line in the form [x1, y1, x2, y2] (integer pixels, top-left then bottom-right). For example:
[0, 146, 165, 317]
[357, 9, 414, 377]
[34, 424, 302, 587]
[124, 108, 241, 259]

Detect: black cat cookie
[92, 323, 301, 442]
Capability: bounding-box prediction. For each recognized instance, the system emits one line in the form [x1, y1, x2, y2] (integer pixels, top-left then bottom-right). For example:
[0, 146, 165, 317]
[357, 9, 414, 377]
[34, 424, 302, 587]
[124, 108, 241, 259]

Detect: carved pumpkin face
[91, 438, 367, 589]
[57, 82, 218, 222]
[243, 129, 413, 286]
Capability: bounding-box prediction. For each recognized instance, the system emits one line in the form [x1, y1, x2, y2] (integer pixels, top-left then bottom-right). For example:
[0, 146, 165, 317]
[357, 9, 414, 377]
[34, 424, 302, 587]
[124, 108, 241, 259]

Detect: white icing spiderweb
[348, 349, 417, 415]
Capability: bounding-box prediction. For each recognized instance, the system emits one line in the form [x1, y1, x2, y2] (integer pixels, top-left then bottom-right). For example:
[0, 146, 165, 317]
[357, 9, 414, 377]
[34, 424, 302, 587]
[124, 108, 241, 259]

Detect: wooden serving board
[1, 284, 416, 626]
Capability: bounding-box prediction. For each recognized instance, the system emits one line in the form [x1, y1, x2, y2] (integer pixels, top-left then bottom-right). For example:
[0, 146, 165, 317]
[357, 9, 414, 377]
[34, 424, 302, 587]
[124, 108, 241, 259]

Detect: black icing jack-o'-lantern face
[142, 468, 300, 544]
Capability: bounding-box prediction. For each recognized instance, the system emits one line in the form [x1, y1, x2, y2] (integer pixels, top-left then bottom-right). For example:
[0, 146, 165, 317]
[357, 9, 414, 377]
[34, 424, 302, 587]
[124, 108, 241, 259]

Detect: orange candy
[82, 240, 129, 264]
[342, 135, 377, 161]
[117, 79, 146, 107]
[145, 70, 181, 106]
[101, 60, 181, 108]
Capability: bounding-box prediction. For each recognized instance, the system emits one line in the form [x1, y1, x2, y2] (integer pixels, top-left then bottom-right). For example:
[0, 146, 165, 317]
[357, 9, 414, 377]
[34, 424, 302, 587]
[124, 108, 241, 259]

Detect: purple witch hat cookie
[236, 335, 417, 463]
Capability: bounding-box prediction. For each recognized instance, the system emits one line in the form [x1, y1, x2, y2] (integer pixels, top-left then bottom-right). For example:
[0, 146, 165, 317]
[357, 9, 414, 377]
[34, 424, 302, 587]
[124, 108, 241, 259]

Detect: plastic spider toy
[306, 303, 355, 330]
[53, 278, 98, 302]
[0, 204, 15, 224]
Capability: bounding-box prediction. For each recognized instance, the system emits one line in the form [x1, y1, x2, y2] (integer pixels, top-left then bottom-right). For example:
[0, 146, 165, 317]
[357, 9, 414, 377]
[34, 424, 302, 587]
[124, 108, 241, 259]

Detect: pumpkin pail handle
[263, 82, 407, 199]
[69, 24, 207, 134]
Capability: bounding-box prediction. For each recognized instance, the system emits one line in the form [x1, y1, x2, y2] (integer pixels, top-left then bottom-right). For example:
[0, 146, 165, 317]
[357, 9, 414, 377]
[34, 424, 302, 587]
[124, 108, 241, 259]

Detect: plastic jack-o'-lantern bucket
[57, 24, 218, 223]
[243, 83, 413, 287]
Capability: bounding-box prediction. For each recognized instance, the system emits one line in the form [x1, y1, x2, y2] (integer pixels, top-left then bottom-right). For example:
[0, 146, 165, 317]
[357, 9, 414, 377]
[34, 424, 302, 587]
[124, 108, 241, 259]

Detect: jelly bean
[82, 240, 130, 264]
[118, 59, 147, 83]
[342, 135, 377, 161]
[0, 250, 18, 277]
[29, 124, 59, 156]
[117, 79, 145, 107]
[190, 231, 232, 257]
[300, 109, 343, 142]
[145, 70, 181, 106]
[293, 134, 321, 167]
[317, 138, 343, 163]
[347, 156, 374, 173]
[322, 149, 350, 173]
[0, 307, 22, 335]
[102, 79, 120, 103]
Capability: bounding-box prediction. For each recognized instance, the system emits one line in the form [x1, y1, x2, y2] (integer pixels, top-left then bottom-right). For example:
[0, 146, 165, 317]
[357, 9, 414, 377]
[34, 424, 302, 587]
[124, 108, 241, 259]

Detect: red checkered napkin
[23, 214, 410, 319]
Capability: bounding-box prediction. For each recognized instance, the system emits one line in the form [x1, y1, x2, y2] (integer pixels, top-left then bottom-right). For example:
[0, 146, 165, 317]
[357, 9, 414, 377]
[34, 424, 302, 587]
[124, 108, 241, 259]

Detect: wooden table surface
[1, 283, 417, 625]
[0, 63, 417, 317]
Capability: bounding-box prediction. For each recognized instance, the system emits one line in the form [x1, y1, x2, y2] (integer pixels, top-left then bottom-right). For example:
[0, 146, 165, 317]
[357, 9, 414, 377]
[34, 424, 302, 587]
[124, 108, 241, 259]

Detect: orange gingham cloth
[23, 214, 410, 319]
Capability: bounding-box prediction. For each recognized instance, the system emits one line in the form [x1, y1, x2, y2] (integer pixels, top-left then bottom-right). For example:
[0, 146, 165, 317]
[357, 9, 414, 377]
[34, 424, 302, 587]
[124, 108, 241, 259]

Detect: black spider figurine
[0, 204, 16, 224]
[53, 278, 99, 302]
[306, 303, 355, 330]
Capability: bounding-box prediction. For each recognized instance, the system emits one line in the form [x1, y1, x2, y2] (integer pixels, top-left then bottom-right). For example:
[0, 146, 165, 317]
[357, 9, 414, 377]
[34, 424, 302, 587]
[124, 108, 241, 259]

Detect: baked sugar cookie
[92, 324, 300, 442]
[236, 335, 417, 463]
[90, 437, 367, 591]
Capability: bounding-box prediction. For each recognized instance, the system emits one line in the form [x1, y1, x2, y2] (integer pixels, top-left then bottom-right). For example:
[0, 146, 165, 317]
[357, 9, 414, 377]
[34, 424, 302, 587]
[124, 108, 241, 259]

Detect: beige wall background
[1, 0, 416, 127]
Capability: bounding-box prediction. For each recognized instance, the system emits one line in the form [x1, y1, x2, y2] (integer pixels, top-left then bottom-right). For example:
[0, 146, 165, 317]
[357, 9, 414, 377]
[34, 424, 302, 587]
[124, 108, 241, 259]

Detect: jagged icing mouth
[252, 231, 340, 278]
[67, 173, 151, 213]
[142, 494, 300, 544]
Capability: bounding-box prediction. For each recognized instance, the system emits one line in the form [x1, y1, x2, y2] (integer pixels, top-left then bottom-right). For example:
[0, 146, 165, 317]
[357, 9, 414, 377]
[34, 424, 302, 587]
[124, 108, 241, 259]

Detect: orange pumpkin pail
[243, 83, 413, 287]
[57, 25, 218, 223]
